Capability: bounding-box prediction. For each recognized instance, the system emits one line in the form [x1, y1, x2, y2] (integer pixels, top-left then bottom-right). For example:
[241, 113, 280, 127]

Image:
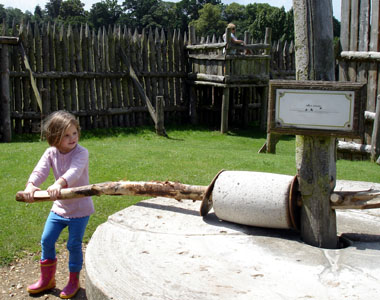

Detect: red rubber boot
[27, 258, 57, 294]
[60, 272, 80, 299]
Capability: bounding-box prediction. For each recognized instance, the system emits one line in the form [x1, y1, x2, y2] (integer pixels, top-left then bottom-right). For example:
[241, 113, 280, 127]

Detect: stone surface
[85, 180, 380, 300]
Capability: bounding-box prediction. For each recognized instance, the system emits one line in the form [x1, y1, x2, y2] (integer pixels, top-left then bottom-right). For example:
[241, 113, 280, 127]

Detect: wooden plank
[367, 0, 380, 113]
[88, 27, 98, 128]
[141, 28, 150, 126]
[371, 96, 380, 162]
[56, 25, 64, 111]
[339, 0, 350, 81]
[125, 28, 135, 126]
[42, 23, 51, 115]
[160, 29, 169, 110]
[133, 28, 143, 124]
[49, 24, 57, 113]
[173, 29, 181, 107]
[155, 28, 164, 104]
[12, 21, 22, 134]
[115, 26, 124, 126]
[348, 0, 359, 81]
[82, 24, 91, 128]
[94, 27, 104, 128]
[109, 25, 118, 127]
[61, 25, 71, 113]
[0, 21, 11, 141]
[167, 30, 175, 108]
[68, 26, 78, 113]
[149, 28, 157, 116]
[120, 26, 130, 127]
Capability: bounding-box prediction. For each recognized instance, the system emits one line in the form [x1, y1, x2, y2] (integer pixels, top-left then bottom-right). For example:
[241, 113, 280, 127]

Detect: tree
[222, 2, 249, 39]
[58, 0, 87, 25]
[45, 0, 62, 19]
[245, 3, 288, 42]
[88, 0, 122, 29]
[189, 3, 226, 37]
[121, 0, 160, 29]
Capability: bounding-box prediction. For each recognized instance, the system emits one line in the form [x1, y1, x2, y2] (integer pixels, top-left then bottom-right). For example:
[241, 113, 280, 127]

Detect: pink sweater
[28, 144, 95, 218]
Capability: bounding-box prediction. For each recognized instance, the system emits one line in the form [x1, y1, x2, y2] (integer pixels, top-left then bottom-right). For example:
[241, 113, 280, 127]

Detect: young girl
[23, 110, 94, 299]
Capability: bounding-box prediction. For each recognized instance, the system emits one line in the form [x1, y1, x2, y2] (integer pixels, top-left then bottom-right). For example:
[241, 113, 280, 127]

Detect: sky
[1, 0, 342, 20]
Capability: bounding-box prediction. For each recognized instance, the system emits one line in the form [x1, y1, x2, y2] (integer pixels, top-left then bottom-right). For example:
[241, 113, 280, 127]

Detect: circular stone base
[85, 180, 380, 300]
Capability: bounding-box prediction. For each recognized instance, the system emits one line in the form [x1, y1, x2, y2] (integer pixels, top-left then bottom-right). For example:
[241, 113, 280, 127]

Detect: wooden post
[155, 96, 166, 137]
[261, 27, 271, 131]
[221, 87, 229, 133]
[371, 95, 380, 162]
[293, 0, 338, 248]
[0, 32, 12, 142]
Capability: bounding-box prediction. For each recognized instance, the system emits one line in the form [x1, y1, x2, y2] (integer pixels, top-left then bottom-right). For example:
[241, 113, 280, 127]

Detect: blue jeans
[41, 212, 89, 272]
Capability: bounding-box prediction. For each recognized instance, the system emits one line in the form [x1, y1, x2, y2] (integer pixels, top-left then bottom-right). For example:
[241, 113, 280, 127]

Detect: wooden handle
[16, 181, 208, 203]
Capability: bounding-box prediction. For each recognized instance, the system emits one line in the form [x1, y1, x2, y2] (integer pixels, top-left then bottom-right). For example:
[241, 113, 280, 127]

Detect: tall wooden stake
[293, 0, 338, 248]
[1, 24, 12, 142]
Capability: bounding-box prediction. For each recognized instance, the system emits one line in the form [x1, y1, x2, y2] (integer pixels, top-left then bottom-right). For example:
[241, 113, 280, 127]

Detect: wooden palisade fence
[0, 20, 189, 139]
[0, 18, 298, 141]
[338, 0, 380, 162]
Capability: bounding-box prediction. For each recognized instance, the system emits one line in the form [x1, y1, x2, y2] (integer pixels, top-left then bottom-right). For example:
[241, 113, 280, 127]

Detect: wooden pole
[16, 180, 208, 203]
[155, 95, 167, 137]
[293, 0, 338, 248]
[371, 95, 380, 162]
[221, 87, 229, 133]
[0, 25, 12, 142]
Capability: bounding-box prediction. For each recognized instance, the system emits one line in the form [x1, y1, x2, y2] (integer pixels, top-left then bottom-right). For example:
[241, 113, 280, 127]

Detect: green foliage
[45, 0, 62, 19]
[189, 3, 226, 37]
[88, 0, 123, 30]
[1, 0, 341, 45]
[0, 126, 378, 266]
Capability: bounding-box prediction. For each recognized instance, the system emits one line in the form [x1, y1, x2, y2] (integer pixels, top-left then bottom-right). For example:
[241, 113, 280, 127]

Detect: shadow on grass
[9, 124, 296, 143]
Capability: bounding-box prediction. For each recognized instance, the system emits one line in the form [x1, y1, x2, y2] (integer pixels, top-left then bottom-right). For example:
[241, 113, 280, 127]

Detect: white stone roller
[212, 171, 299, 229]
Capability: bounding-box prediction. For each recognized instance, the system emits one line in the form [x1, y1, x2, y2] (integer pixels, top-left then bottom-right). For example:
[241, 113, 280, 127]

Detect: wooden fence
[0, 21, 188, 138]
[0, 20, 296, 141]
[338, 0, 380, 161]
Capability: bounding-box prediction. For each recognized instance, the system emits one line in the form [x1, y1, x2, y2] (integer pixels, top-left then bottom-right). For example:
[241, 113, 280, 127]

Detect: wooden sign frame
[267, 80, 366, 138]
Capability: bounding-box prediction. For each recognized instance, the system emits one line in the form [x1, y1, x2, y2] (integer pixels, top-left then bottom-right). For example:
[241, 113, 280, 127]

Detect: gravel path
[0, 243, 87, 299]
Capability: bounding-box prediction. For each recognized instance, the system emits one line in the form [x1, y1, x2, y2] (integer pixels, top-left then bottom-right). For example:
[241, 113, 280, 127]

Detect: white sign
[275, 89, 354, 131]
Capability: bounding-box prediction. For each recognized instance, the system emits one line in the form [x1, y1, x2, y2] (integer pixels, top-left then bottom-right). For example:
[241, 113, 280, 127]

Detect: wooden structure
[186, 26, 271, 133]
[0, 21, 189, 139]
[293, 0, 338, 249]
[339, 0, 380, 161]
[0, 19, 296, 140]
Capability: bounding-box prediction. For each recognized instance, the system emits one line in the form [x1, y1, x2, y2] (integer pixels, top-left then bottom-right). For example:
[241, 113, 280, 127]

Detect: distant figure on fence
[23, 110, 94, 299]
[223, 23, 245, 54]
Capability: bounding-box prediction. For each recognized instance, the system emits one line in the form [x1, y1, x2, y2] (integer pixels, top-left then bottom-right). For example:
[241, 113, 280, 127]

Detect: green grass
[0, 125, 379, 266]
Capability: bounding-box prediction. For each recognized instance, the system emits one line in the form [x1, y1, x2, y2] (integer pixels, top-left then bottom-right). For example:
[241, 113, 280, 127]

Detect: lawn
[0, 125, 378, 266]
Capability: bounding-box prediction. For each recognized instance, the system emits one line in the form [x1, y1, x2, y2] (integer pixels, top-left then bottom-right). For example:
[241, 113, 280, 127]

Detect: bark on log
[16, 180, 208, 203]
[338, 141, 371, 154]
[340, 51, 380, 61]
[330, 190, 380, 209]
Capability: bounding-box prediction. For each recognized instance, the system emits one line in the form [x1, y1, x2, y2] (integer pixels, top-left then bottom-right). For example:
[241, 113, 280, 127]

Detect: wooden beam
[0, 40, 11, 142]
[16, 180, 208, 203]
[119, 47, 157, 125]
[293, 0, 338, 249]
[0, 36, 19, 45]
[371, 96, 380, 162]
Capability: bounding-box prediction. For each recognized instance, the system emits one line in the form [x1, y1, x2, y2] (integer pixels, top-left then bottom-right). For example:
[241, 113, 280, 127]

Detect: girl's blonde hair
[43, 110, 80, 147]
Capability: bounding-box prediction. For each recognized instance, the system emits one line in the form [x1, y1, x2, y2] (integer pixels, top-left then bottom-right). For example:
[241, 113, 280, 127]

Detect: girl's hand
[47, 182, 63, 200]
[24, 183, 41, 203]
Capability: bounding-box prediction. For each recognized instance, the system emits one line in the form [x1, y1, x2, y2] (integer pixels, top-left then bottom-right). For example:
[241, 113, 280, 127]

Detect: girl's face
[58, 124, 78, 154]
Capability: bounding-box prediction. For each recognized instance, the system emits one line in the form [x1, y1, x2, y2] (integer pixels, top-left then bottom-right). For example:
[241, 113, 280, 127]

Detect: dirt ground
[0, 243, 87, 299]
